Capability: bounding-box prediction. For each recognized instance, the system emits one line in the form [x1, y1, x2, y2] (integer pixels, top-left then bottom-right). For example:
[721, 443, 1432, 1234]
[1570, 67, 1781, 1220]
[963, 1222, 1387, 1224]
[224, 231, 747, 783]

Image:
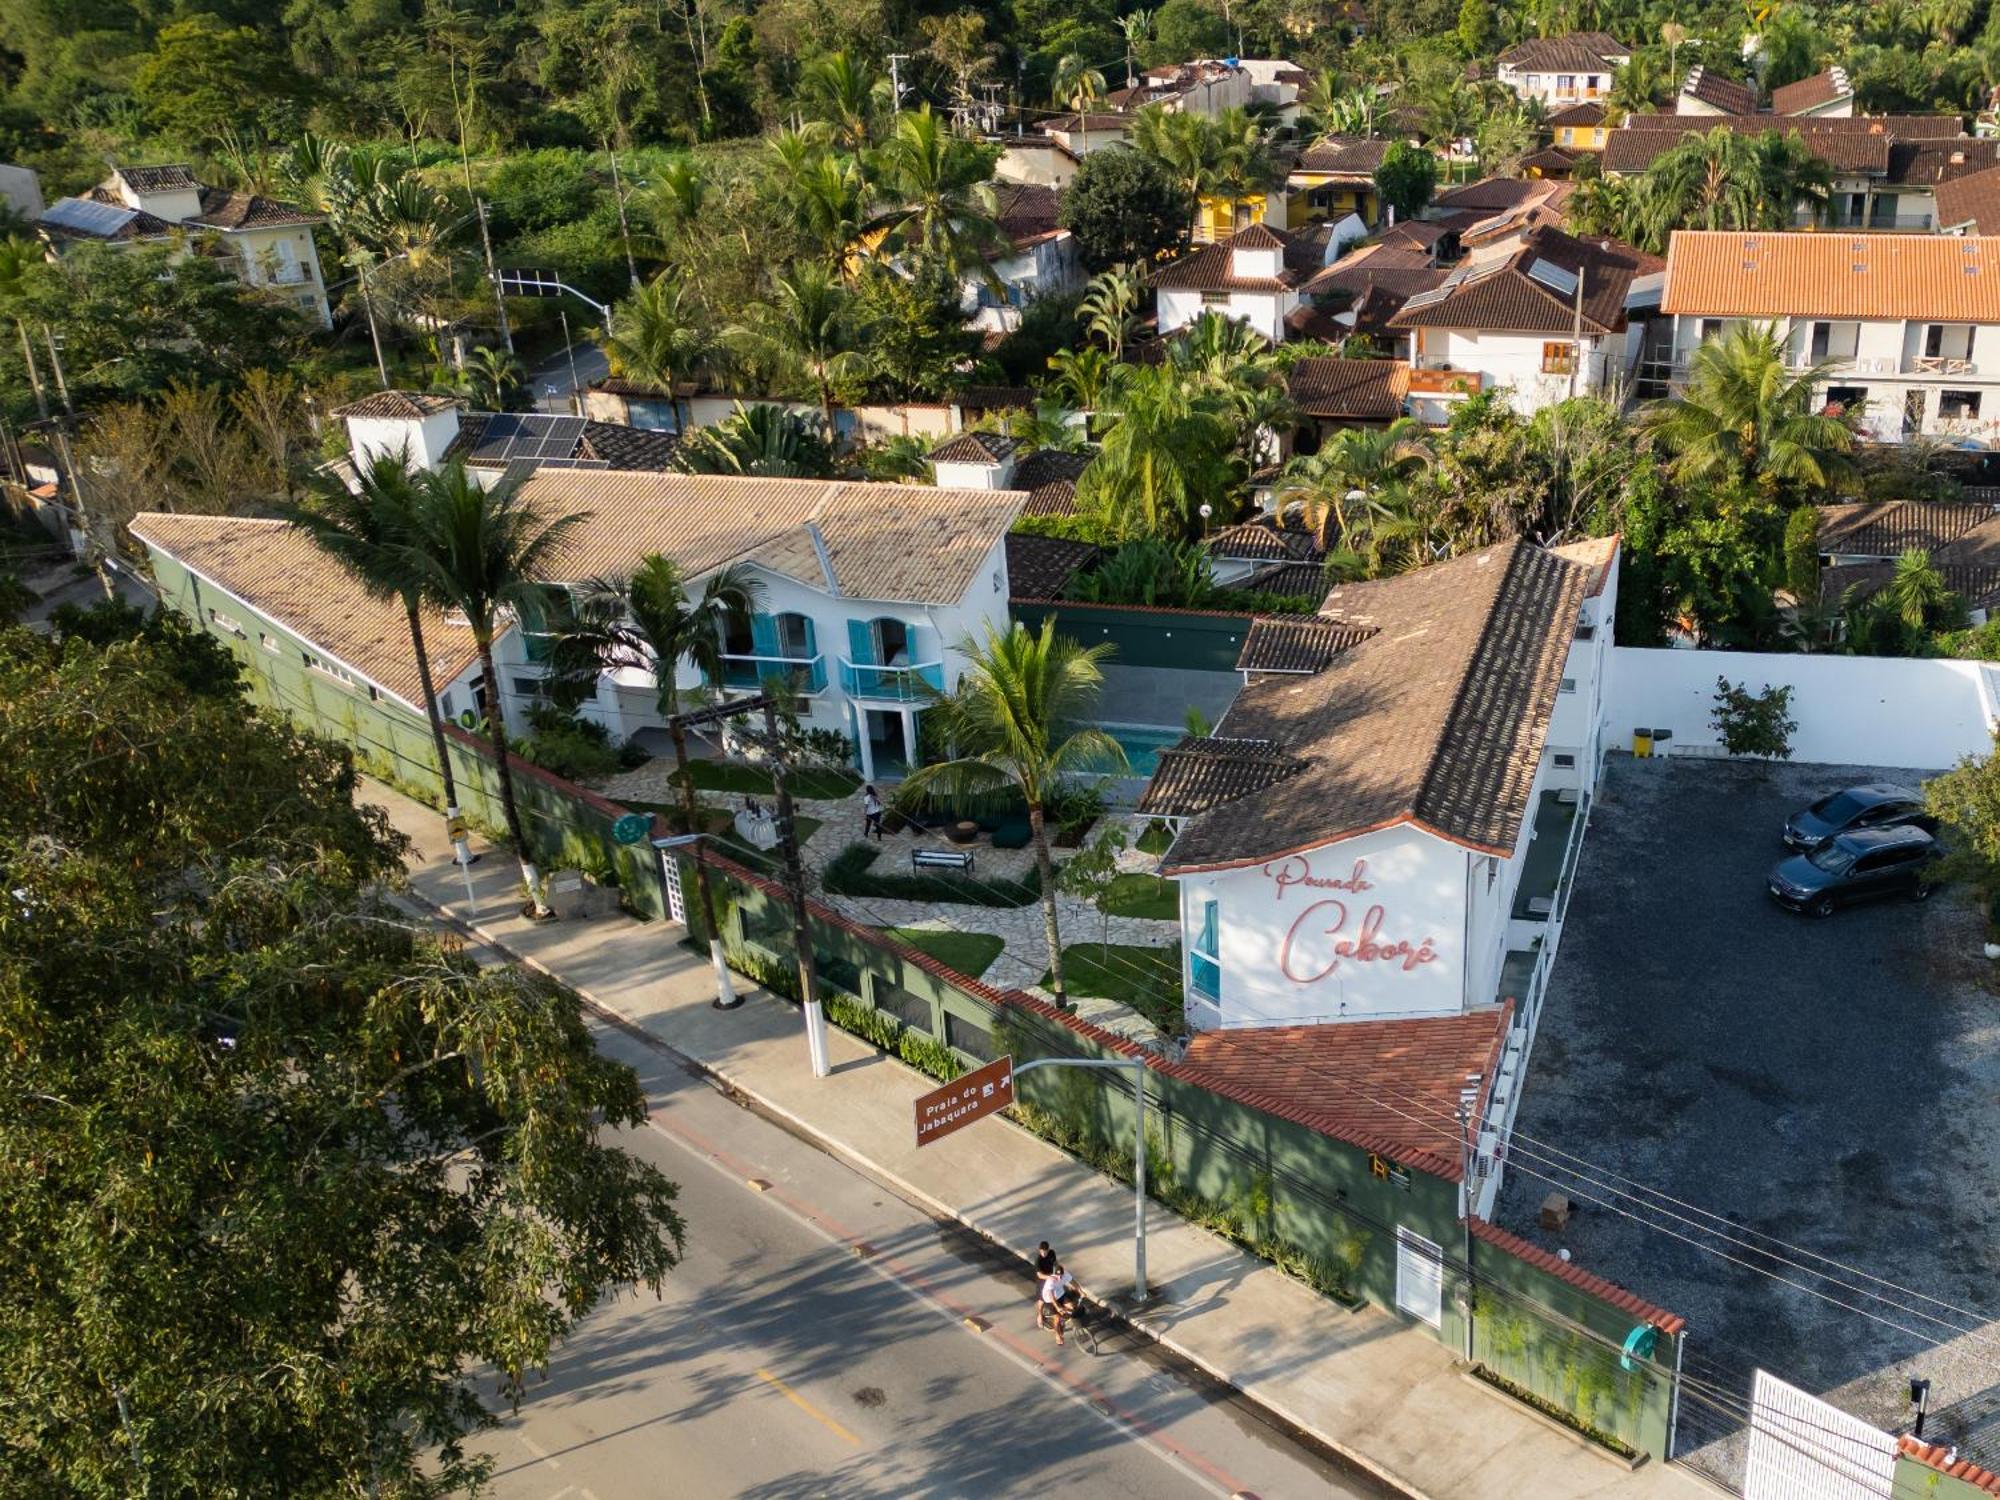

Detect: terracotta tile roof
[1431, 177, 1565, 215]
[1549, 534, 1620, 596]
[1888, 137, 2000, 187]
[1181, 1009, 1510, 1165]
[1160, 538, 1596, 870]
[1520, 146, 1580, 174]
[1772, 66, 1852, 115]
[1814, 499, 1999, 557]
[1286, 357, 1411, 421]
[1820, 559, 2000, 614]
[1679, 66, 1758, 116]
[1004, 533, 1098, 599]
[1040, 112, 1130, 135]
[1291, 135, 1391, 180]
[511, 471, 1023, 605]
[1496, 32, 1630, 73]
[1547, 100, 1606, 127]
[1377, 219, 1453, 252]
[1012, 448, 1090, 516]
[331, 390, 459, 419]
[113, 164, 200, 193]
[992, 182, 1063, 248]
[575, 421, 681, 471]
[1604, 120, 1893, 175]
[1136, 735, 1311, 816]
[1900, 1438, 2000, 1495]
[1941, 514, 2000, 567]
[1242, 561, 1333, 595]
[128, 514, 480, 708]
[1660, 231, 2000, 320]
[1301, 242, 1451, 313]
[1153, 224, 1304, 293]
[929, 431, 1018, 465]
[1389, 225, 1661, 336]
[1620, 110, 1965, 137]
[1936, 162, 2000, 232]
[188, 186, 322, 230]
[1234, 614, 1372, 672]
[1208, 515, 1324, 562]
[957, 384, 1036, 410]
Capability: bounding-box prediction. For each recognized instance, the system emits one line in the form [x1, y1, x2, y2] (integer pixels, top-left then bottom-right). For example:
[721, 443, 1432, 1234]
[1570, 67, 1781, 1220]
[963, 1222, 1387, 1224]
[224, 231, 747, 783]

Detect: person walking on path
[861, 784, 885, 841]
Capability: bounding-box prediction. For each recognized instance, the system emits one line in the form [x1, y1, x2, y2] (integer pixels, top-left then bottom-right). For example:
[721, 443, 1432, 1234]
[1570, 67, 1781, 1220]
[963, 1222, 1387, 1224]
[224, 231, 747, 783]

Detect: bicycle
[1051, 1295, 1099, 1354]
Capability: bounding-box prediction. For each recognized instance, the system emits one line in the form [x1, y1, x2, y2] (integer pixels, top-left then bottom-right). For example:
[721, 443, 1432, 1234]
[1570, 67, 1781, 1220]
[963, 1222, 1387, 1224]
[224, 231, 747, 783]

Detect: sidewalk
[365, 777, 1711, 1500]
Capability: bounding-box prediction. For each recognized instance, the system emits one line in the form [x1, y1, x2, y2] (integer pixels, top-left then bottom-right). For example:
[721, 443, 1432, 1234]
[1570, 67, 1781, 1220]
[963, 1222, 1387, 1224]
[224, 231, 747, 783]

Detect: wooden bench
[912, 847, 976, 874]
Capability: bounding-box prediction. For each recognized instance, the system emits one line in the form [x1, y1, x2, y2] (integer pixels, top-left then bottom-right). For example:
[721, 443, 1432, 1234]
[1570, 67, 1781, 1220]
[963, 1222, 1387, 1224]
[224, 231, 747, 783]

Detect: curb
[411, 886, 1439, 1500]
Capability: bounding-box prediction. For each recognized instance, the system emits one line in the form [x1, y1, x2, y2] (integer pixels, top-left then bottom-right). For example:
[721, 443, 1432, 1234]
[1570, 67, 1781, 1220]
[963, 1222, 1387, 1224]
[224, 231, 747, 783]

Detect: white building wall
[1180, 823, 1471, 1028]
[347, 410, 463, 471]
[1424, 329, 1610, 414]
[1605, 646, 2000, 768]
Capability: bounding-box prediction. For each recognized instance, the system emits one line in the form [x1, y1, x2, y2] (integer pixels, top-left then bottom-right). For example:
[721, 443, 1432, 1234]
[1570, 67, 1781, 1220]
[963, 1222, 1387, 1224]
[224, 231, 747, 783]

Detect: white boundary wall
[1607, 647, 2000, 770]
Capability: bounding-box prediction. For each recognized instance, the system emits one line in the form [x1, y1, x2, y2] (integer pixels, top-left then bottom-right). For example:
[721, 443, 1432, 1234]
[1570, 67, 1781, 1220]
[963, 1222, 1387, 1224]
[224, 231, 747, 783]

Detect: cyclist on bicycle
[1032, 1242, 1058, 1328]
[1038, 1263, 1074, 1345]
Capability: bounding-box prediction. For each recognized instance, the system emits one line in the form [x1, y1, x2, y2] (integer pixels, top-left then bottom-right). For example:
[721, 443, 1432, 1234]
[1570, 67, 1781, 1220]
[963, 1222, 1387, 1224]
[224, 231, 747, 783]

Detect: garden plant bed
[1466, 1366, 1641, 1465]
[822, 842, 1047, 907]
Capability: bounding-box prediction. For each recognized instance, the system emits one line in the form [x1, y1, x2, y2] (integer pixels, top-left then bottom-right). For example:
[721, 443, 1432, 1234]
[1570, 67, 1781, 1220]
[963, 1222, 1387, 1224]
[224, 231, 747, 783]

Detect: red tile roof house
[1493, 31, 1631, 106]
[959, 183, 1084, 334]
[1138, 534, 1620, 1215]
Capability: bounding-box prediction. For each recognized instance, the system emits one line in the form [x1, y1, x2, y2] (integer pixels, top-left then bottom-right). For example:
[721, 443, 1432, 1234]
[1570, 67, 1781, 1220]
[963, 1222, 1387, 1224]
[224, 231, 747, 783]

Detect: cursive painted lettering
[1278, 900, 1439, 984]
[1263, 855, 1374, 901]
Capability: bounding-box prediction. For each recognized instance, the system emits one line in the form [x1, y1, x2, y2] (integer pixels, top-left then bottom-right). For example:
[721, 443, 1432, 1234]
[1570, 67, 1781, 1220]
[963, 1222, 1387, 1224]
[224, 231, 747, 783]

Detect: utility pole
[40, 325, 73, 418]
[14, 322, 47, 421]
[557, 306, 582, 416]
[606, 144, 641, 291]
[473, 198, 515, 355]
[1458, 1100, 1477, 1362]
[1569, 265, 1586, 402]
[764, 696, 829, 1078]
[889, 53, 911, 109]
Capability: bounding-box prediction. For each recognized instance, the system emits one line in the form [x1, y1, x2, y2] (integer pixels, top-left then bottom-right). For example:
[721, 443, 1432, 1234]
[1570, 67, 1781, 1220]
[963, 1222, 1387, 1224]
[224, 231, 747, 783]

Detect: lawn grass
[1136, 820, 1175, 856]
[678, 759, 861, 800]
[882, 926, 1005, 979]
[1045, 942, 1185, 1036]
[1099, 872, 1179, 920]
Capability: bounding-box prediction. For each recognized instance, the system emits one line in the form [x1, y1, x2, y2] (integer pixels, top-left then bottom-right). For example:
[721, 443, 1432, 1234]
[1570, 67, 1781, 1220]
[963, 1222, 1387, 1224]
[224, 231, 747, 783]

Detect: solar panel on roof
[464, 414, 588, 466]
[1527, 258, 1579, 297]
[40, 198, 139, 237]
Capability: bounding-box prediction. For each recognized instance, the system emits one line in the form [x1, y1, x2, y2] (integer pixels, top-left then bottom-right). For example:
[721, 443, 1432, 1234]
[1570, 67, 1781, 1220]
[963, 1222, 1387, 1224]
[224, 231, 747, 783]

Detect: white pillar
[899, 707, 917, 771]
[856, 704, 876, 783]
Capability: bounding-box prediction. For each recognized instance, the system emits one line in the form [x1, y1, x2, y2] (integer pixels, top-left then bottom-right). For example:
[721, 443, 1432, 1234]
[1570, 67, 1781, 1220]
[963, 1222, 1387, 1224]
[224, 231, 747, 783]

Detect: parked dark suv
[1768, 826, 1942, 917]
[1782, 783, 1934, 852]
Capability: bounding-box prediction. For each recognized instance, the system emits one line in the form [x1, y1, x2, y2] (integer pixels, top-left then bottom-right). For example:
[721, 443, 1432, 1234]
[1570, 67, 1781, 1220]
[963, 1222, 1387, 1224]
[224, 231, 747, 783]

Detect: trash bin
[1651, 728, 1673, 754]
[1632, 727, 1653, 758]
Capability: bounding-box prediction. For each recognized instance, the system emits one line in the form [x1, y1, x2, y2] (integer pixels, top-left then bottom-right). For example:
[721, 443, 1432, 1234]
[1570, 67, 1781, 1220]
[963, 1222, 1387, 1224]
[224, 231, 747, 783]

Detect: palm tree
[453, 345, 526, 410]
[600, 275, 715, 433]
[286, 453, 478, 866]
[1607, 56, 1664, 122]
[1885, 548, 1956, 631]
[550, 555, 762, 972]
[865, 107, 1006, 281]
[1004, 398, 1084, 452]
[1629, 126, 1764, 251]
[404, 462, 590, 918]
[1076, 263, 1144, 356]
[1081, 362, 1239, 537]
[899, 621, 1127, 1009]
[1639, 321, 1855, 495]
[799, 50, 889, 150]
[1276, 418, 1435, 562]
[788, 151, 870, 268]
[728, 262, 867, 436]
[1047, 346, 1115, 413]
[1130, 105, 1217, 243]
[1053, 52, 1108, 156]
[1119, 8, 1153, 87]
[1751, 130, 1833, 228]
[673, 403, 836, 478]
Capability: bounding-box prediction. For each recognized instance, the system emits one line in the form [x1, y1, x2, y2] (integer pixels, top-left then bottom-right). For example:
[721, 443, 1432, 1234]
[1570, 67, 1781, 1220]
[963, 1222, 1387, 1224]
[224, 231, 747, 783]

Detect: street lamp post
[1014, 1055, 1149, 1300]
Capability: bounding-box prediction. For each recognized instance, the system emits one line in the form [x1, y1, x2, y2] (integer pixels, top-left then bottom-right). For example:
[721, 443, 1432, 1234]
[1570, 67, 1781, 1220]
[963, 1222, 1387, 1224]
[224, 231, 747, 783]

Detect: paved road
[531, 338, 608, 413]
[472, 997, 1392, 1500]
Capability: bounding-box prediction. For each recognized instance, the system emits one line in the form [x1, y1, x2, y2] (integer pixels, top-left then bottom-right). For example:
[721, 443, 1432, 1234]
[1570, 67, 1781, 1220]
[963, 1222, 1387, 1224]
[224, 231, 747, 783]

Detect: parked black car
[1782, 783, 1934, 852]
[1768, 826, 1942, 916]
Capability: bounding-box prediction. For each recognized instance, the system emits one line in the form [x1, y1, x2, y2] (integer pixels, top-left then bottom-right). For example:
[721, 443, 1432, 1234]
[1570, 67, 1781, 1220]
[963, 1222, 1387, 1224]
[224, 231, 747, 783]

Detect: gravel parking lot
[1494, 754, 2000, 1447]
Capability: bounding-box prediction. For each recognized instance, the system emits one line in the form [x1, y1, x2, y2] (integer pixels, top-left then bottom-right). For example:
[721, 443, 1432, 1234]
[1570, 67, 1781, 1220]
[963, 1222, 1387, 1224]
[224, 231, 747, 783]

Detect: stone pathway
[597, 755, 1182, 1044]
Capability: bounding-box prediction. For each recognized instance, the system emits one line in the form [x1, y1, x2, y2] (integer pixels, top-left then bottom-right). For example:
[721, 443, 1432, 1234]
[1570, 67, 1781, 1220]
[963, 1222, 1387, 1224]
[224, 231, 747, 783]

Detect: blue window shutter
[906, 623, 930, 663]
[799, 615, 818, 657]
[847, 618, 873, 664]
[749, 613, 779, 658]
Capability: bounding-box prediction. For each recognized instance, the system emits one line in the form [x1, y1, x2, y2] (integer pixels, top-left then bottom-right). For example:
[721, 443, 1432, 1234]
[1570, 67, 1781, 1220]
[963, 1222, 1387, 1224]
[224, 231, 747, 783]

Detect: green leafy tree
[287, 454, 477, 865]
[1640, 321, 1855, 498]
[549, 554, 762, 964]
[1059, 145, 1192, 271]
[1058, 825, 1129, 948]
[851, 264, 979, 400]
[133, 14, 311, 147]
[1783, 504, 1823, 602]
[799, 50, 890, 149]
[1077, 263, 1145, 355]
[0, 616, 682, 1497]
[1374, 140, 1438, 221]
[899, 621, 1127, 1009]
[1277, 417, 1434, 569]
[728, 262, 868, 436]
[405, 463, 590, 917]
[1077, 361, 1239, 539]
[1146, 0, 1229, 63]
[1457, 0, 1494, 54]
[1711, 676, 1798, 759]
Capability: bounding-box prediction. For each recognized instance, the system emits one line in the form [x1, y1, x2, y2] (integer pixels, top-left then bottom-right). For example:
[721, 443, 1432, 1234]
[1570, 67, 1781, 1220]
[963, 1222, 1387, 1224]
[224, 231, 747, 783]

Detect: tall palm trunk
[404, 597, 473, 865]
[478, 640, 548, 915]
[671, 719, 723, 943]
[1029, 800, 1069, 1008]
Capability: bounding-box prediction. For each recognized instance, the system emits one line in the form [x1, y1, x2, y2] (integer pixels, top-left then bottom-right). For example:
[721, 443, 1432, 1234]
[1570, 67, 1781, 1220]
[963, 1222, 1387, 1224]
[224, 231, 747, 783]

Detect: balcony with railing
[839, 657, 944, 701]
[718, 652, 827, 693]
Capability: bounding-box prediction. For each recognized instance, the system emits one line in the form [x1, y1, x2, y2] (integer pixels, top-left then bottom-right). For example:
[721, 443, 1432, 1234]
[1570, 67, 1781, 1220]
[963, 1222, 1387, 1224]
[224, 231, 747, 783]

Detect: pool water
[1106, 725, 1183, 778]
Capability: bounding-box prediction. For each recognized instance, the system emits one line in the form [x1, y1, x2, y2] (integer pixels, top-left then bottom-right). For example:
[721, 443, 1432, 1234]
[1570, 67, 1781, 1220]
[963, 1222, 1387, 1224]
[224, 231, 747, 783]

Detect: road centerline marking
[754, 1366, 862, 1447]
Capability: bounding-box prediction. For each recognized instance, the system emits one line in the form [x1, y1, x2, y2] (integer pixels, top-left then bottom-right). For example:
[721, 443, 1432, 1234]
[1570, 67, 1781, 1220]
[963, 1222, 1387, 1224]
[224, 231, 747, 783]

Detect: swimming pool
[1105, 724, 1183, 777]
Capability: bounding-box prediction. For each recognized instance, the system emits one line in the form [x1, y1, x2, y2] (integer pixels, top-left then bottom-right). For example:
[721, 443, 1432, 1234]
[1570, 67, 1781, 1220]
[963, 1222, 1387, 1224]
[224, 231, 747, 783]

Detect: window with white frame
[208, 608, 244, 637]
[1189, 897, 1221, 1001]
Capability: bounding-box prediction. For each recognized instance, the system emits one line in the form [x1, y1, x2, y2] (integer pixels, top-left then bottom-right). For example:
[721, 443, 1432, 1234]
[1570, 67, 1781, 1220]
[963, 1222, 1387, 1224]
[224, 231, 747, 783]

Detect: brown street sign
[914, 1055, 1015, 1147]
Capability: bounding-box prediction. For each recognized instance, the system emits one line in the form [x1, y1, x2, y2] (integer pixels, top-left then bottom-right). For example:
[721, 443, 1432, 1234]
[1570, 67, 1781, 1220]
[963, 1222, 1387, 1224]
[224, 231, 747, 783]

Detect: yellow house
[1283, 136, 1390, 229]
[1548, 101, 1610, 153]
[1194, 190, 1289, 243]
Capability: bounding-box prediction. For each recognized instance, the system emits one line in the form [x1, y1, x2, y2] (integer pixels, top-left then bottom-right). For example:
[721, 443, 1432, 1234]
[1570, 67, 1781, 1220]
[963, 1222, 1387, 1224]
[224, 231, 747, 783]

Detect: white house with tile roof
[1152, 223, 1314, 342]
[962, 183, 1084, 333]
[1493, 32, 1631, 105]
[132, 472, 1023, 782]
[36, 164, 331, 326]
